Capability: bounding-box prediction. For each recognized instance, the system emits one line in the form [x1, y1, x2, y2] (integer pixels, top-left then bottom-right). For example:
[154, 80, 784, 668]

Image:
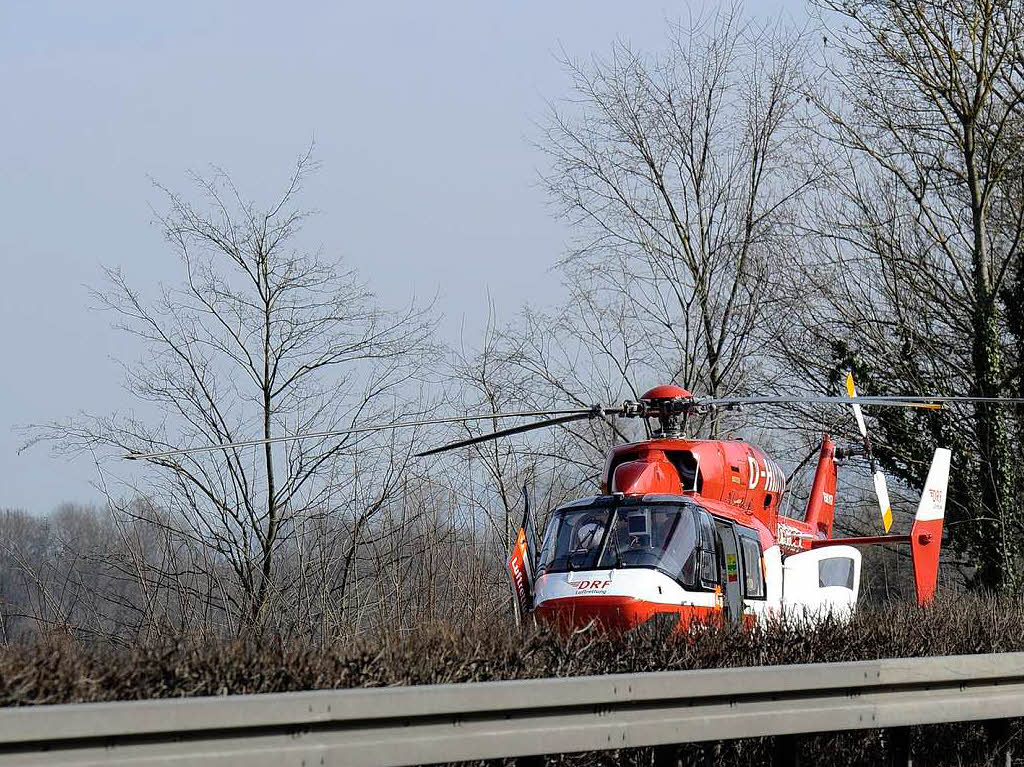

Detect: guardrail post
[514, 756, 545, 767]
[984, 719, 1013, 767]
[885, 727, 911, 767]
[772, 734, 800, 767]
[652, 744, 679, 766]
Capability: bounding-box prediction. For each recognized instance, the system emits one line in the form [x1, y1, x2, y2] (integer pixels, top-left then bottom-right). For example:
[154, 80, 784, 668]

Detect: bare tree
[538, 7, 819, 434]
[29, 150, 436, 633]
[412, 10, 825, 585]
[790, 0, 1024, 590]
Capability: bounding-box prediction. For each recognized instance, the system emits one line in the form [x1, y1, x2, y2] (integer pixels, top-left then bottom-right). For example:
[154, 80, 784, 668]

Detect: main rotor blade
[846, 372, 893, 533]
[873, 470, 893, 533]
[415, 409, 622, 458]
[696, 395, 1024, 408]
[845, 373, 869, 438]
[124, 408, 599, 461]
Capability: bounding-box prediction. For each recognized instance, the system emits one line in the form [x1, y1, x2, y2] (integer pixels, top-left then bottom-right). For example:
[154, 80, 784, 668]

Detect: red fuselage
[601, 436, 838, 554]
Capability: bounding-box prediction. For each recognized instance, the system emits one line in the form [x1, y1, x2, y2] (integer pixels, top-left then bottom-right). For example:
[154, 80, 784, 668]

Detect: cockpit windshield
[536, 497, 701, 588]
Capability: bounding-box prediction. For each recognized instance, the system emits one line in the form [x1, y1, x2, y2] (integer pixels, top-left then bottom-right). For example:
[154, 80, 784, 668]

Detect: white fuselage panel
[534, 568, 716, 609]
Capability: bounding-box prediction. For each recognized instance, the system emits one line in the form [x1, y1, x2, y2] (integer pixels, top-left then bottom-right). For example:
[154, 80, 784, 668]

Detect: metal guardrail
[1, 652, 1024, 766]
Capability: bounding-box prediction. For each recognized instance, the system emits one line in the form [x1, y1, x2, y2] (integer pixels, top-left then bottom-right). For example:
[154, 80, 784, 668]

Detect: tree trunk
[968, 137, 1016, 592]
[256, 259, 278, 628]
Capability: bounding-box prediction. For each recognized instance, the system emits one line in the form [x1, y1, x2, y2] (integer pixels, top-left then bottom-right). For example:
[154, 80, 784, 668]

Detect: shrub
[1, 595, 1021, 765]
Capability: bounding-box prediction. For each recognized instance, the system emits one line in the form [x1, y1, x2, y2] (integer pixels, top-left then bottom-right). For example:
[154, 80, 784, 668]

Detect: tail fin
[804, 435, 838, 538]
[911, 448, 951, 604]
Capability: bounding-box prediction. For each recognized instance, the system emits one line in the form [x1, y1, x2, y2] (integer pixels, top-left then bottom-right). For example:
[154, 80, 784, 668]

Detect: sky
[1, 0, 804, 513]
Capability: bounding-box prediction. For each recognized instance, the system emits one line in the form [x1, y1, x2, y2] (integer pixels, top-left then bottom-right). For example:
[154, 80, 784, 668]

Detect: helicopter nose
[534, 595, 707, 632]
[535, 595, 644, 631]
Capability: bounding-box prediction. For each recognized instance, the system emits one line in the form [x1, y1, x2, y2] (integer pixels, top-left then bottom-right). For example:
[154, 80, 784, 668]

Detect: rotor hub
[640, 384, 692, 400]
[638, 384, 694, 437]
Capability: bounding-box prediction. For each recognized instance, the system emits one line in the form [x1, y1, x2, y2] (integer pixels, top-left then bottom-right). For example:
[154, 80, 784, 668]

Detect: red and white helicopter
[493, 379, 953, 630]
[127, 376, 1018, 630]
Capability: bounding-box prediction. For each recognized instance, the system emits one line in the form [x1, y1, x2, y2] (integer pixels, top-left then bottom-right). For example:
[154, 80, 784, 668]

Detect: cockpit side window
[696, 511, 719, 590]
[737, 532, 766, 599]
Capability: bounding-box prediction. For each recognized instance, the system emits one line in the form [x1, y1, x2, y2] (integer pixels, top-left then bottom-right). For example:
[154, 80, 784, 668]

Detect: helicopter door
[714, 521, 743, 624]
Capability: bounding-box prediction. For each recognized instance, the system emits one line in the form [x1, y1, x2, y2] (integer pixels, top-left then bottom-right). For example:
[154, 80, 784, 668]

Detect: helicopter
[125, 376, 1020, 630]
[498, 380, 952, 630]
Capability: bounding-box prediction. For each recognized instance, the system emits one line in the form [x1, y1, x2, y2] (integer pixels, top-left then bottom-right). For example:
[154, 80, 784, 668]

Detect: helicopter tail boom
[810, 447, 950, 605]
